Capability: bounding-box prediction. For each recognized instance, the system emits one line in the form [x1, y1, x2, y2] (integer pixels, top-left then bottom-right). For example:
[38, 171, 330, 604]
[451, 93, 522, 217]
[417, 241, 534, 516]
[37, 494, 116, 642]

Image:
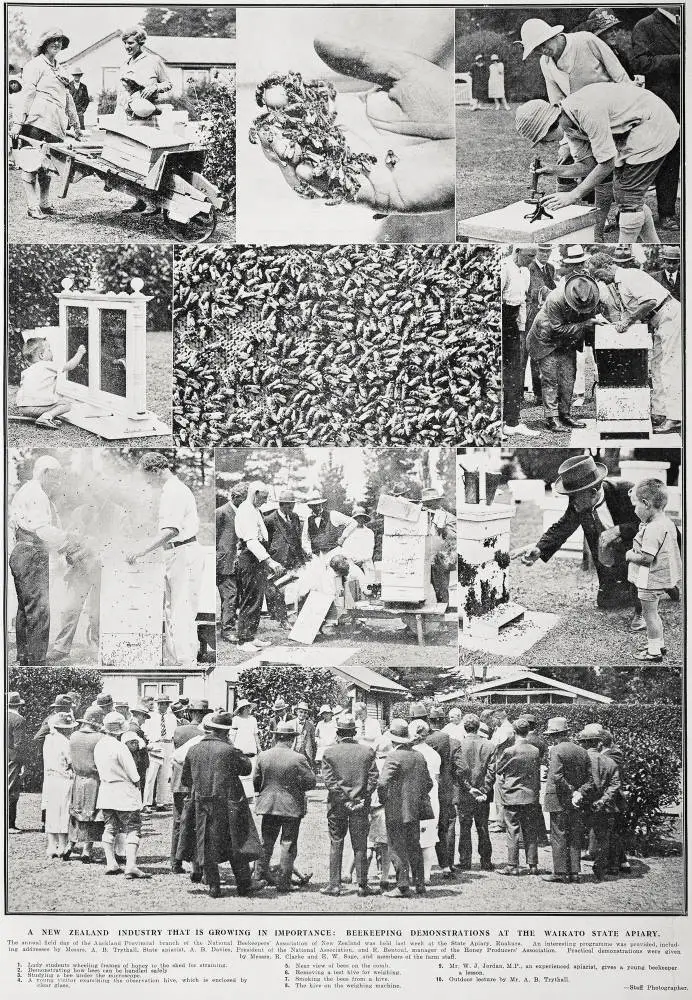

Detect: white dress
[488, 62, 506, 100]
[43, 732, 73, 834]
[415, 743, 440, 849]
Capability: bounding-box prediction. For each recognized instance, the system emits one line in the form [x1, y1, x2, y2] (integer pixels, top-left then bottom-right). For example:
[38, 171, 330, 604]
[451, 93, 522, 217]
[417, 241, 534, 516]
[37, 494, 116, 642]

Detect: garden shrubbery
[9, 666, 103, 791]
[390, 700, 682, 855]
[237, 664, 346, 751]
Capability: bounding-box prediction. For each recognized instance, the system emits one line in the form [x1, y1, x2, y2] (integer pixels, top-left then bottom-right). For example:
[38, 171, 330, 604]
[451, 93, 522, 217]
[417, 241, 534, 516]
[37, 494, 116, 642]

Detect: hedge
[237, 664, 346, 751]
[390, 700, 682, 856]
[9, 666, 103, 792]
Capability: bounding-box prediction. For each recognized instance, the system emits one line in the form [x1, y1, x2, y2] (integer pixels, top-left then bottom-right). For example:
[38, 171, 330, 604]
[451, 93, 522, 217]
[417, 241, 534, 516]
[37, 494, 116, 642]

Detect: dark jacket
[453, 733, 495, 807]
[69, 81, 90, 115]
[526, 259, 557, 332]
[321, 739, 379, 811]
[601, 745, 627, 812]
[526, 732, 548, 763]
[292, 718, 317, 765]
[650, 267, 680, 301]
[173, 723, 202, 750]
[537, 480, 639, 594]
[126, 720, 149, 781]
[265, 509, 307, 570]
[496, 740, 540, 806]
[216, 500, 239, 577]
[178, 733, 260, 866]
[426, 729, 454, 805]
[7, 710, 26, 764]
[254, 743, 316, 818]
[631, 10, 680, 116]
[527, 286, 596, 360]
[586, 748, 621, 815]
[377, 746, 433, 825]
[544, 739, 594, 814]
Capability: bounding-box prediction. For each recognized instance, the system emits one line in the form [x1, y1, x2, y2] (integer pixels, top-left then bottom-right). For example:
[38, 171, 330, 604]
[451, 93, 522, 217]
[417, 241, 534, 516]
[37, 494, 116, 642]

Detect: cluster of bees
[173, 245, 502, 447]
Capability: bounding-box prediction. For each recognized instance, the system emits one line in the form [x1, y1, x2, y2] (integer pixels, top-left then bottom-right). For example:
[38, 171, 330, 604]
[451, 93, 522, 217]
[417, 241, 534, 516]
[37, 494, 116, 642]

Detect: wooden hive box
[380, 504, 440, 605]
[98, 116, 191, 177]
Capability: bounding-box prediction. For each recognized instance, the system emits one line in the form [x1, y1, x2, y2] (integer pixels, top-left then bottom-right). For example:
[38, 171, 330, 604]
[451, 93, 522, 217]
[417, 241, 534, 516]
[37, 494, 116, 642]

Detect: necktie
[160, 713, 166, 739]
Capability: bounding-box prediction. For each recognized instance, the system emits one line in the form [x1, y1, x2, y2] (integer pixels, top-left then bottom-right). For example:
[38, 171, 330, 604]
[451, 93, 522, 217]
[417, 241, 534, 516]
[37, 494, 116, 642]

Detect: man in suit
[264, 490, 307, 627]
[424, 705, 458, 877]
[599, 728, 631, 875]
[651, 246, 681, 301]
[632, 7, 680, 231]
[169, 700, 207, 874]
[542, 717, 594, 884]
[320, 713, 380, 896]
[521, 713, 549, 846]
[254, 720, 316, 893]
[577, 723, 621, 881]
[522, 455, 643, 625]
[292, 702, 317, 766]
[526, 275, 600, 433]
[179, 712, 261, 899]
[127, 702, 151, 795]
[523, 245, 557, 404]
[69, 68, 90, 129]
[377, 719, 433, 898]
[7, 692, 27, 832]
[215, 483, 247, 643]
[453, 713, 495, 871]
[496, 718, 541, 876]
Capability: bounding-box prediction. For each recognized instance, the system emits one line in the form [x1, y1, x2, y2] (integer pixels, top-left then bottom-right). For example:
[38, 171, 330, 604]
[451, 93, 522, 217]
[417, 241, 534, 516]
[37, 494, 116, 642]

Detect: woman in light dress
[43, 712, 78, 859]
[230, 700, 259, 801]
[408, 719, 441, 885]
[488, 54, 511, 111]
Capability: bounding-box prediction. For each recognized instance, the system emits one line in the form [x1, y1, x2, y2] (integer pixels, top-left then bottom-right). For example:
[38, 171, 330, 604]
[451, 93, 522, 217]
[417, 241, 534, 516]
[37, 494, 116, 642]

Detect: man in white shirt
[234, 481, 284, 651]
[126, 452, 205, 669]
[341, 506, 375, 590]
[443, 708, 466, 741]
[141, 694, 177, 811]
[587, 253, 681, 434]
[354, 703, 382, 749]
[305, 495, 357, 557]
[501, 250, 540, 439]
[9, 456, 67, 666]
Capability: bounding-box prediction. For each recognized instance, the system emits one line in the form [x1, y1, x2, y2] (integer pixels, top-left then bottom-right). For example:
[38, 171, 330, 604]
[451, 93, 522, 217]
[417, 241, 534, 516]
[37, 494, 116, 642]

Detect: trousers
[435, 799, 456, 869]
[587, 812, 615, 878]
[170, 791, 187, 864]
[548, 809, 583, 876]
[502, 304, 522, 426]
[457, 799, 492, 867]
[650, 299, 682, 421]
[326, 803, 369, 888]
[538, 349, 577, 421]
[204, 853, 252, 893]
[256, 815, 301, 888]
[164, 542, 204, 667]
[216, 571, 239, 634]
[143, 743, 174, 807]
[655, 137, 680, 219]
[236, 550, 267, 643]
[504, 803, 538, 867]
[387, 818, 424, 891]
[10, 541, 50, 666]
[51, 566, 100, 655]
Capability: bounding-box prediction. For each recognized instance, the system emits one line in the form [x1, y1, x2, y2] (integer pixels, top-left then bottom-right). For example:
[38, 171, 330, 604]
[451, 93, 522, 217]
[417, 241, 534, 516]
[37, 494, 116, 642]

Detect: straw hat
[51, 712, 78, 731]
[103, 712, 129, 736]
[545, 716, 569, 736]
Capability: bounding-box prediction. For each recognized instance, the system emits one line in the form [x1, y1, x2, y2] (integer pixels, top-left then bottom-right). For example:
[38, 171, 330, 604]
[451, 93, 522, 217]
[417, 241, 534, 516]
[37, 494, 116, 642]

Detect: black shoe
[666, 587, 680, 602]
[170, 861, 184, 874]
[559, 415, 586, 429]
[209, 885, 221, 899]
[115, 854, 126, 865]
[190, 871, 203, 884]
[237, 879, 267, 896]
[357, 886, 381, 897]
[479, 862, 494, 871]
[545, 418, 563, 433]
[121, 199, 147, 214]
[653, 419, 682, 435]
[651, 413, 666, 427]
[658, 216, 678, 231]
[542, 874, 570, 883]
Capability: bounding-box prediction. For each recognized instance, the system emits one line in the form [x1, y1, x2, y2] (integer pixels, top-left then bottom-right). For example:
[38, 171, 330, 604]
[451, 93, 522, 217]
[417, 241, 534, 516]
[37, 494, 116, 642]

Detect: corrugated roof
[331, 663, 409, 694]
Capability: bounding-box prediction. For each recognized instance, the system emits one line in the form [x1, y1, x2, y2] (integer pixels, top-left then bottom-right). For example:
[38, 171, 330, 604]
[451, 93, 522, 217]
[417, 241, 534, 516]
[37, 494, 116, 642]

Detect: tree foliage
[237, 664, 346, 750]
[8, 10, 31, 69]
[142, 6, 236, 37]
[8, 246, 173, 385]
[9, 666, 103, 791]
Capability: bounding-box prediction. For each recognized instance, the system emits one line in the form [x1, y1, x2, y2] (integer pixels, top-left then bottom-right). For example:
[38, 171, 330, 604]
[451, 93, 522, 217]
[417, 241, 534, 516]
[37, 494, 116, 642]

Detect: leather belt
[164, 535, 197, 550]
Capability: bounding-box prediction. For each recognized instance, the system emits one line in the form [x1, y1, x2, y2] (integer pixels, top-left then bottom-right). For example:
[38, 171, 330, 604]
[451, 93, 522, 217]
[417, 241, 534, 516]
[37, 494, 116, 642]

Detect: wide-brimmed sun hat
[515, 99, 562, 145]
[560, 244, 589, 266]
[34, 27, 70, 55]
[554, 455, 608, 495]
[390, 719, 413, 745]
[520, 18, 564, 60]
[545, 716, 569, 736]
[205, 711, 234, 730]
[51, 712, 78, 731]
[103, 712, 129, 736]
[577, 722, 606, 741]
[585, 7, 621, 37]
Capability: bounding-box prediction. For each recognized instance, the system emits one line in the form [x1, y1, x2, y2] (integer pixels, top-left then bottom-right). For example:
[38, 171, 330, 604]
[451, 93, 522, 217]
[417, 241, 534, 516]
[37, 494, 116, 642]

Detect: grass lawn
[508, 350, 597, 446]
[8, 792, 683, 914]
[455, 105, 680, 243]
[8, 329, 173, 448]
[459, 489, 683, 671]
[7, 169, 235, 245]
[217, 611, 458, 671]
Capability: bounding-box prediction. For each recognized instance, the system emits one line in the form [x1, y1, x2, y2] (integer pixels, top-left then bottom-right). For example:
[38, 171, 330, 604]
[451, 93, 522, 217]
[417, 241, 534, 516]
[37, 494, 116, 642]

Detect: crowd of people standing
[9, 689, 636, 899]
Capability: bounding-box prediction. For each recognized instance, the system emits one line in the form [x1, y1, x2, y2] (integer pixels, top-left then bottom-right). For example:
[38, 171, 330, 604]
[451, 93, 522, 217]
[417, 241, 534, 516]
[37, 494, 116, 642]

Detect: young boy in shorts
[16, 336, 86, 429]
[626, 478, 682, 662]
